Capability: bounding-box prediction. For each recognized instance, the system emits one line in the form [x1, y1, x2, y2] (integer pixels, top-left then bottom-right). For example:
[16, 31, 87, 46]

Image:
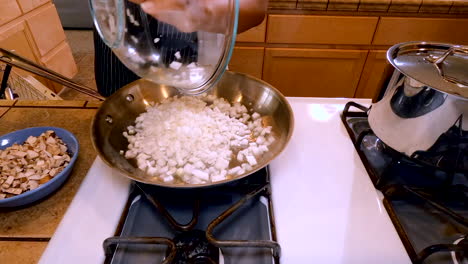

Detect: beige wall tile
[389, 0, 423, 12]
[269, 1, 297, 9]
[297, 0, 328, 10]
[420, 0, 453, 13]
[328, 0, 360, 11]
[358, 0, 391, 12]
[450, 0, 468, 13]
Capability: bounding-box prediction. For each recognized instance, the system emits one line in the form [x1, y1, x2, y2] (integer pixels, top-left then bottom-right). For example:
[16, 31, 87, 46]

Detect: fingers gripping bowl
[92, 72, 294, 188]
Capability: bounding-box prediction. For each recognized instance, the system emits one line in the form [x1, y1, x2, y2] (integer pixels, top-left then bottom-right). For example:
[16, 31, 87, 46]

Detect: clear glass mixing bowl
[89, 0, 239, 94]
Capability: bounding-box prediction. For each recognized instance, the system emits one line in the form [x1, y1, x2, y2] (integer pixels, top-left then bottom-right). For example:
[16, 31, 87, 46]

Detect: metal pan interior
[91, 71, 294, 188]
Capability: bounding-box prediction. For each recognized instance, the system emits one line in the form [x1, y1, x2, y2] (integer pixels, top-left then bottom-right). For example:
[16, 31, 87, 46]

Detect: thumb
[140, 1, 158, 14]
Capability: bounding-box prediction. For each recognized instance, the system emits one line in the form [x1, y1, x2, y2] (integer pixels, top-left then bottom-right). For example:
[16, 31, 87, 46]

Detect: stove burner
[342, 102, 468, 175]
[342, 102, 468, 190]
[342, 101, 468, 264]
[103, 167, 280, 264]
[411, 124, 468, 174]
[172, 230, 219, 264]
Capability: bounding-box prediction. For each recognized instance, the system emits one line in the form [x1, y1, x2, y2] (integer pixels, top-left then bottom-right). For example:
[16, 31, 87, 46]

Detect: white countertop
[270, 97, 410, 264]
[39, 97, 411, 264]
[39, 158, 130, 264]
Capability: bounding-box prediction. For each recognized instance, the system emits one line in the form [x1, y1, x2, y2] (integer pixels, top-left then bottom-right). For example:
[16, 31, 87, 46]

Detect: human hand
[129, 0, 228, 33]
[129, 0, 267, 33]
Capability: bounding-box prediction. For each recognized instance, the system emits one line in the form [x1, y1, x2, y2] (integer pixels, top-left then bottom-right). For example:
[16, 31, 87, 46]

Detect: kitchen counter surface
[0, 100, 102, 263]
[35, 97, 411, 264]
[0, 98, 410, 264]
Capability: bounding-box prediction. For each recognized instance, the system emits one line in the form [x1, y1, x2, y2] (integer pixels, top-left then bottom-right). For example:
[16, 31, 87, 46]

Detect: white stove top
[39, 97, 411, 264]
[270, 97, 410, 263]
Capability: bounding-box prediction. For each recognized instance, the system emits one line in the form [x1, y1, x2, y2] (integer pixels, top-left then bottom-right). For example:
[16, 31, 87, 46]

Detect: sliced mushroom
[12, 180, 20, 188]
[49, 168, 58, 177]
[46, 136, 57, 145]
[28, 180, 39, 190]
[3, 188, 22, 195]
[26, 150, 39, 159]
[0, 130, 70, 198]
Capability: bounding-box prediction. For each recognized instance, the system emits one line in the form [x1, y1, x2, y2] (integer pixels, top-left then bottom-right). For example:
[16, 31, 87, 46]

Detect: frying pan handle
[0, 48, 105, 101]
[425, 45, 468, 87]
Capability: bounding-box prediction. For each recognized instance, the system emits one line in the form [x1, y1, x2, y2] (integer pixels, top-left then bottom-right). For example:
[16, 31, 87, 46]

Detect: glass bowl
[89, 0, 239, 95]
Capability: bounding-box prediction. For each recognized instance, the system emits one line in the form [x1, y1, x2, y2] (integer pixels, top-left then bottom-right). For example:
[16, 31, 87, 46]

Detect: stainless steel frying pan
[0, 49, 294, 188]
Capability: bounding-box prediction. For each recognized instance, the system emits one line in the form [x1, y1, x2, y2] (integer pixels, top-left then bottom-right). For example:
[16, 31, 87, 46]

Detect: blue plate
[0, 127, 79, 208]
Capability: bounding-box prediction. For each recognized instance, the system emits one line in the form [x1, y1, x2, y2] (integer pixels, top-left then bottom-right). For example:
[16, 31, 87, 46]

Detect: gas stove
[39, 98, 412, 264]
[342, 101, 468, 264]
[104, 168, 279, 264]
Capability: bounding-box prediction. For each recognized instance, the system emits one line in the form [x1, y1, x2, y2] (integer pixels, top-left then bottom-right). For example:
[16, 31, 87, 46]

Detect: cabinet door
[263, 48, 368, 97]
[0, 0, 22, 26]
[0, 21, 59, 92]
[373, 17, 468, 45]
[26, 4, 66, 56]
[229, 47, 264, 79]
[236, 18, 266, 43]
[41, 42, 77, 93]
[354, 50, 392, 99]
[0, 22, 39, 62]
[267, 15, 378, 45]
[16, 0, 50, 13]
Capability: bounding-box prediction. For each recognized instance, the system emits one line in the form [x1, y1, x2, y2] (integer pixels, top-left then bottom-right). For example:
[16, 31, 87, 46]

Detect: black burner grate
[383, 184, 468, 264]
[341, 101, 468, 264]
[341, 102, 468, 189]
[172, 230, 219, 264]
[103, 167, 280, 264]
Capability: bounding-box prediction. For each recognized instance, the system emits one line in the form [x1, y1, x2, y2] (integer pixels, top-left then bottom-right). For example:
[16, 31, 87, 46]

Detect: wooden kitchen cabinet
[354, 50, 392, 99]
[236, 18, 267, 43]
[42, 42, 77, 78]
[0, 0, 22, 26]
[26, 4, 66, 56]
[267, 15, 378, 45]
[229, 18, 267, 79]
[16, 0, 50, 13]
[0, 21, 50, 83]
[0, 22, 39, 62]
[373, 17, 468, 45]
[229, 47, 265, 79]
[263, 48, 368, 97]
[0, 2, 76, 94]
[0, 21, 67, 92]
[255, 13, 468, 98]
